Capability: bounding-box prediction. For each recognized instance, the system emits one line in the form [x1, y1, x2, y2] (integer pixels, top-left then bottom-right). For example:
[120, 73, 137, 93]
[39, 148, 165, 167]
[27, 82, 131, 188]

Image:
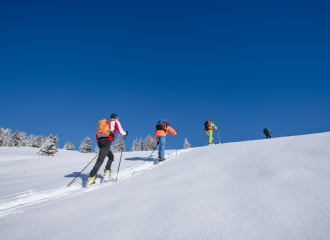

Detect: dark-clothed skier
[263, 128, 271, 139]
[87, 113, 127, 186]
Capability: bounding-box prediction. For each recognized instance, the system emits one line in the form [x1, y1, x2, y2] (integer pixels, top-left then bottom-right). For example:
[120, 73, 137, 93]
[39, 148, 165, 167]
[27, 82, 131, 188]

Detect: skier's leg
[105, 141, 114, 171]
[206, 130, 213, 145]
[89, 139, 110, 177]
[157, 136, 166, 159]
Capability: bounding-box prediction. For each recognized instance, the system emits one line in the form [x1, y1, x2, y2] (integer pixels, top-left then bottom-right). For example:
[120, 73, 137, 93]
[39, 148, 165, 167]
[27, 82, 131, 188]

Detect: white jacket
[110, 119, 127, 136]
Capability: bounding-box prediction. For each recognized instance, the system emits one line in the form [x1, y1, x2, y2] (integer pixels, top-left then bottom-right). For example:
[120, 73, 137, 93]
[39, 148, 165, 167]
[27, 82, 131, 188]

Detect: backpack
[97, 119, 115, 140]
[204, 120, 211, 130]
[156, 119, 169, 132]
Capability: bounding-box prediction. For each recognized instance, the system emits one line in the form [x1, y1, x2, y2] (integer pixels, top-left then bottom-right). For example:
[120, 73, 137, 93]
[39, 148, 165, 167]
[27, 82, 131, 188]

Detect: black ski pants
[90, 138, 114, 177]
[265, 133, 271, 139]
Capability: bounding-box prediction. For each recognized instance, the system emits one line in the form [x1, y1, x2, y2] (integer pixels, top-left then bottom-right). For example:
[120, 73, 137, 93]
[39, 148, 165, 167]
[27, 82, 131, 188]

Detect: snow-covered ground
[1, 132, 330, 239]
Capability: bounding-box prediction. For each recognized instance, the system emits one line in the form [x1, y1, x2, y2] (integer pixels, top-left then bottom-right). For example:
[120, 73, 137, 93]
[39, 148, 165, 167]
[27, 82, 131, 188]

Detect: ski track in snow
[0, 149, 191, 219]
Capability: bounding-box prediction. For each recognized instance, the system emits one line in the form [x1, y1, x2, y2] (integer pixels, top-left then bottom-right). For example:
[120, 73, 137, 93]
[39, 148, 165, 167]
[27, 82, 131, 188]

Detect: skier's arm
[167, 126, 178, 135]
[211, 122, 218, 129]
[115, 121, 127, 136]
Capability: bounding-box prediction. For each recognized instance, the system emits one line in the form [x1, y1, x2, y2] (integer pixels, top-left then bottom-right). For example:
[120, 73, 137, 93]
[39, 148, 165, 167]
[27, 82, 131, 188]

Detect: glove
[176, 131, 178, 135]
[157, 142, 159, 145]
[125, 131, 128, 136]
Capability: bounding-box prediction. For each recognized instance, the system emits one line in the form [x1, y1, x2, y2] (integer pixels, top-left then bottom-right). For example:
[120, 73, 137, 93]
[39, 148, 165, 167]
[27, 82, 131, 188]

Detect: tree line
[0, 127, 191, 156]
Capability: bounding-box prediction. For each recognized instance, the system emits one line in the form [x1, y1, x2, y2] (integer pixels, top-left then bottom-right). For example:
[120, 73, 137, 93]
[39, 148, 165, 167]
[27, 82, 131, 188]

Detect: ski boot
[86, 175, 96, 186]
[102, 170, 112, 182]
[158, 157, 166, 162]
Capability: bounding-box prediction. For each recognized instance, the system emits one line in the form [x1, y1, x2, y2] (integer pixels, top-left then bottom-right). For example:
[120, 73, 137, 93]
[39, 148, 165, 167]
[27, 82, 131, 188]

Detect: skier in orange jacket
[154, 119, 177, 163]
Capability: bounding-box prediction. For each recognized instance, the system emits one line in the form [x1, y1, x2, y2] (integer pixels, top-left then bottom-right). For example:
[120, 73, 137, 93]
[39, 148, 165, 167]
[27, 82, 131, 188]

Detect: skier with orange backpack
[154, 119, 178, 164]
[86, 113, 127, 186]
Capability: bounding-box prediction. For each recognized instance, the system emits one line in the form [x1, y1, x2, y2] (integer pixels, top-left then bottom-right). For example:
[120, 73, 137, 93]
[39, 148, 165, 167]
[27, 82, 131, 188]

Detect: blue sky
[1, 0, 330, 150]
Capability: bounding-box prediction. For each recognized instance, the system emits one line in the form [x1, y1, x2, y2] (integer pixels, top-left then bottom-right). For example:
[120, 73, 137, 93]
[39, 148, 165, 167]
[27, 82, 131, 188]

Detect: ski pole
[67, 153, 99, 187]
[115, 136, 126, 182]
[217, 129, 220, 144]
[145, 145, 158, 163]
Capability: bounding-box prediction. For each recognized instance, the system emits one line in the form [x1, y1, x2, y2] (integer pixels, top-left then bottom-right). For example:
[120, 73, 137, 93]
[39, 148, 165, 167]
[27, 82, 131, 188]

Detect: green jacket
[205, 121, 217, 131]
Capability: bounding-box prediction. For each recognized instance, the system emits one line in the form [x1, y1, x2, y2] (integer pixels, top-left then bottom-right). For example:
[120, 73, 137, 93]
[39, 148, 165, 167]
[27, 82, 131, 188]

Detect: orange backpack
[96, 119, 114, 140]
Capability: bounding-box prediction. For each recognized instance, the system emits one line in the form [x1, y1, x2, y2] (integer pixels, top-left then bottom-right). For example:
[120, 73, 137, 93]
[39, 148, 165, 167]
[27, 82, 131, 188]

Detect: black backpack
[156, 119, 168, 132]
[204, 121, 211, 130]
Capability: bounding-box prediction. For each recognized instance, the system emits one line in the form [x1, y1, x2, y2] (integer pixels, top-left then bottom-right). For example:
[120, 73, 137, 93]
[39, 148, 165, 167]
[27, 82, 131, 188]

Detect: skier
[204, 120, 218, 145]
[263, 128, 271, 139]
[86, 113, 127, 186]
[154, 119, 178, 164]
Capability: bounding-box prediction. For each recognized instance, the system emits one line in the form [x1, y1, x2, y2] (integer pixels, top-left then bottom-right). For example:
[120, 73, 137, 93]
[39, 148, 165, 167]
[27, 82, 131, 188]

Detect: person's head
[111, 113, 119, 120]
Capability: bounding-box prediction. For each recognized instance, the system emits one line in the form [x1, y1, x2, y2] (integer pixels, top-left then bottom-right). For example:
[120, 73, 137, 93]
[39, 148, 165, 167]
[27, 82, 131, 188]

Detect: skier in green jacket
[204, 120, 218, 145]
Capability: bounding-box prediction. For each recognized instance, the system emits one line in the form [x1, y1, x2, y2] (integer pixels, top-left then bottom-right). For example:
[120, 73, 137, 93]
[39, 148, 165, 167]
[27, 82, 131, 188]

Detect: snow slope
[1, 132, 330, 240]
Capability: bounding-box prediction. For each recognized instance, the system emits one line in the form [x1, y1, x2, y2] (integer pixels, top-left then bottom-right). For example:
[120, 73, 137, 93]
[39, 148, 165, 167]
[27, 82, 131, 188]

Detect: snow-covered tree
[20, 132, 27, 146]
[183, 138, 191, 149]
[114, 135, 125, 152]
[26, 134, 35, 147]
[150, 136, 157, 150]
[137, 138, 143, 151]
[2, 128, 13, 146]
[0, 127, 4, 146]
[79, 137, 92, 153]
[34, 135, 44, 148]
[110, 143, 115, 153]
[54, 135, 59, 152]
[130, 138, 139, 152]
[64, 141, 71, 150]
[95, 144, 100, 154]
[11, 130, 21, 147]
[64, 141, 75, 150]
[143, 135, 157, 151]
[38, 134, 58, 156]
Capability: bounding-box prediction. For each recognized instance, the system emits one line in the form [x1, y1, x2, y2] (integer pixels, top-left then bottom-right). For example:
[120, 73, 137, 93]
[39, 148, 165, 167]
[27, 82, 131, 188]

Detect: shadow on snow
[125, 157, 155, 162]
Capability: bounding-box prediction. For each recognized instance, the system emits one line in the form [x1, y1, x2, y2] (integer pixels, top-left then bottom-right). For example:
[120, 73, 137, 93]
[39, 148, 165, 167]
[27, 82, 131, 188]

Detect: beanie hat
[111, 113, 119, 119]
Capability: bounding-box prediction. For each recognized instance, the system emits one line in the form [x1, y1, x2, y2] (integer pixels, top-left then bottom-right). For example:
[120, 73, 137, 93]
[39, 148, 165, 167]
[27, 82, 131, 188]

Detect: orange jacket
[154, 125, 177, 141]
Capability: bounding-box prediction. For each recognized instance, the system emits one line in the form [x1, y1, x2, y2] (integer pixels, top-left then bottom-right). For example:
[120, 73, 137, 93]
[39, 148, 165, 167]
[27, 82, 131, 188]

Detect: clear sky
[1, 0, 329, 151]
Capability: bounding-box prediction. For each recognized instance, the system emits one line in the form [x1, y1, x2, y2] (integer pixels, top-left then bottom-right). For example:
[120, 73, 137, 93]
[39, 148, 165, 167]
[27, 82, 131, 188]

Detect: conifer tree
[26, 134, 35, 147]
[3, 128, 13, 146]
[11, 130, 21, 147]
[69, 142, 75, 150]
[63, 141, 71, 150]
[0, 127, 4, 146]
[34, 135, 44, 148]
[20, 132, 27, 146]
[130, 138, 138, 152]
[137, 138, 143, 151]
[79, 137, 92, 153]
[54, 135, 59, 152]
[114, 135, 125, 152]
[38, 134, 58, 156]
[150, 136, 157, 150]
[143, 135, 157, 151]
[183, 138, 191, 149]
[95, 144, 100, 154]
[110, 143, 115, 153]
